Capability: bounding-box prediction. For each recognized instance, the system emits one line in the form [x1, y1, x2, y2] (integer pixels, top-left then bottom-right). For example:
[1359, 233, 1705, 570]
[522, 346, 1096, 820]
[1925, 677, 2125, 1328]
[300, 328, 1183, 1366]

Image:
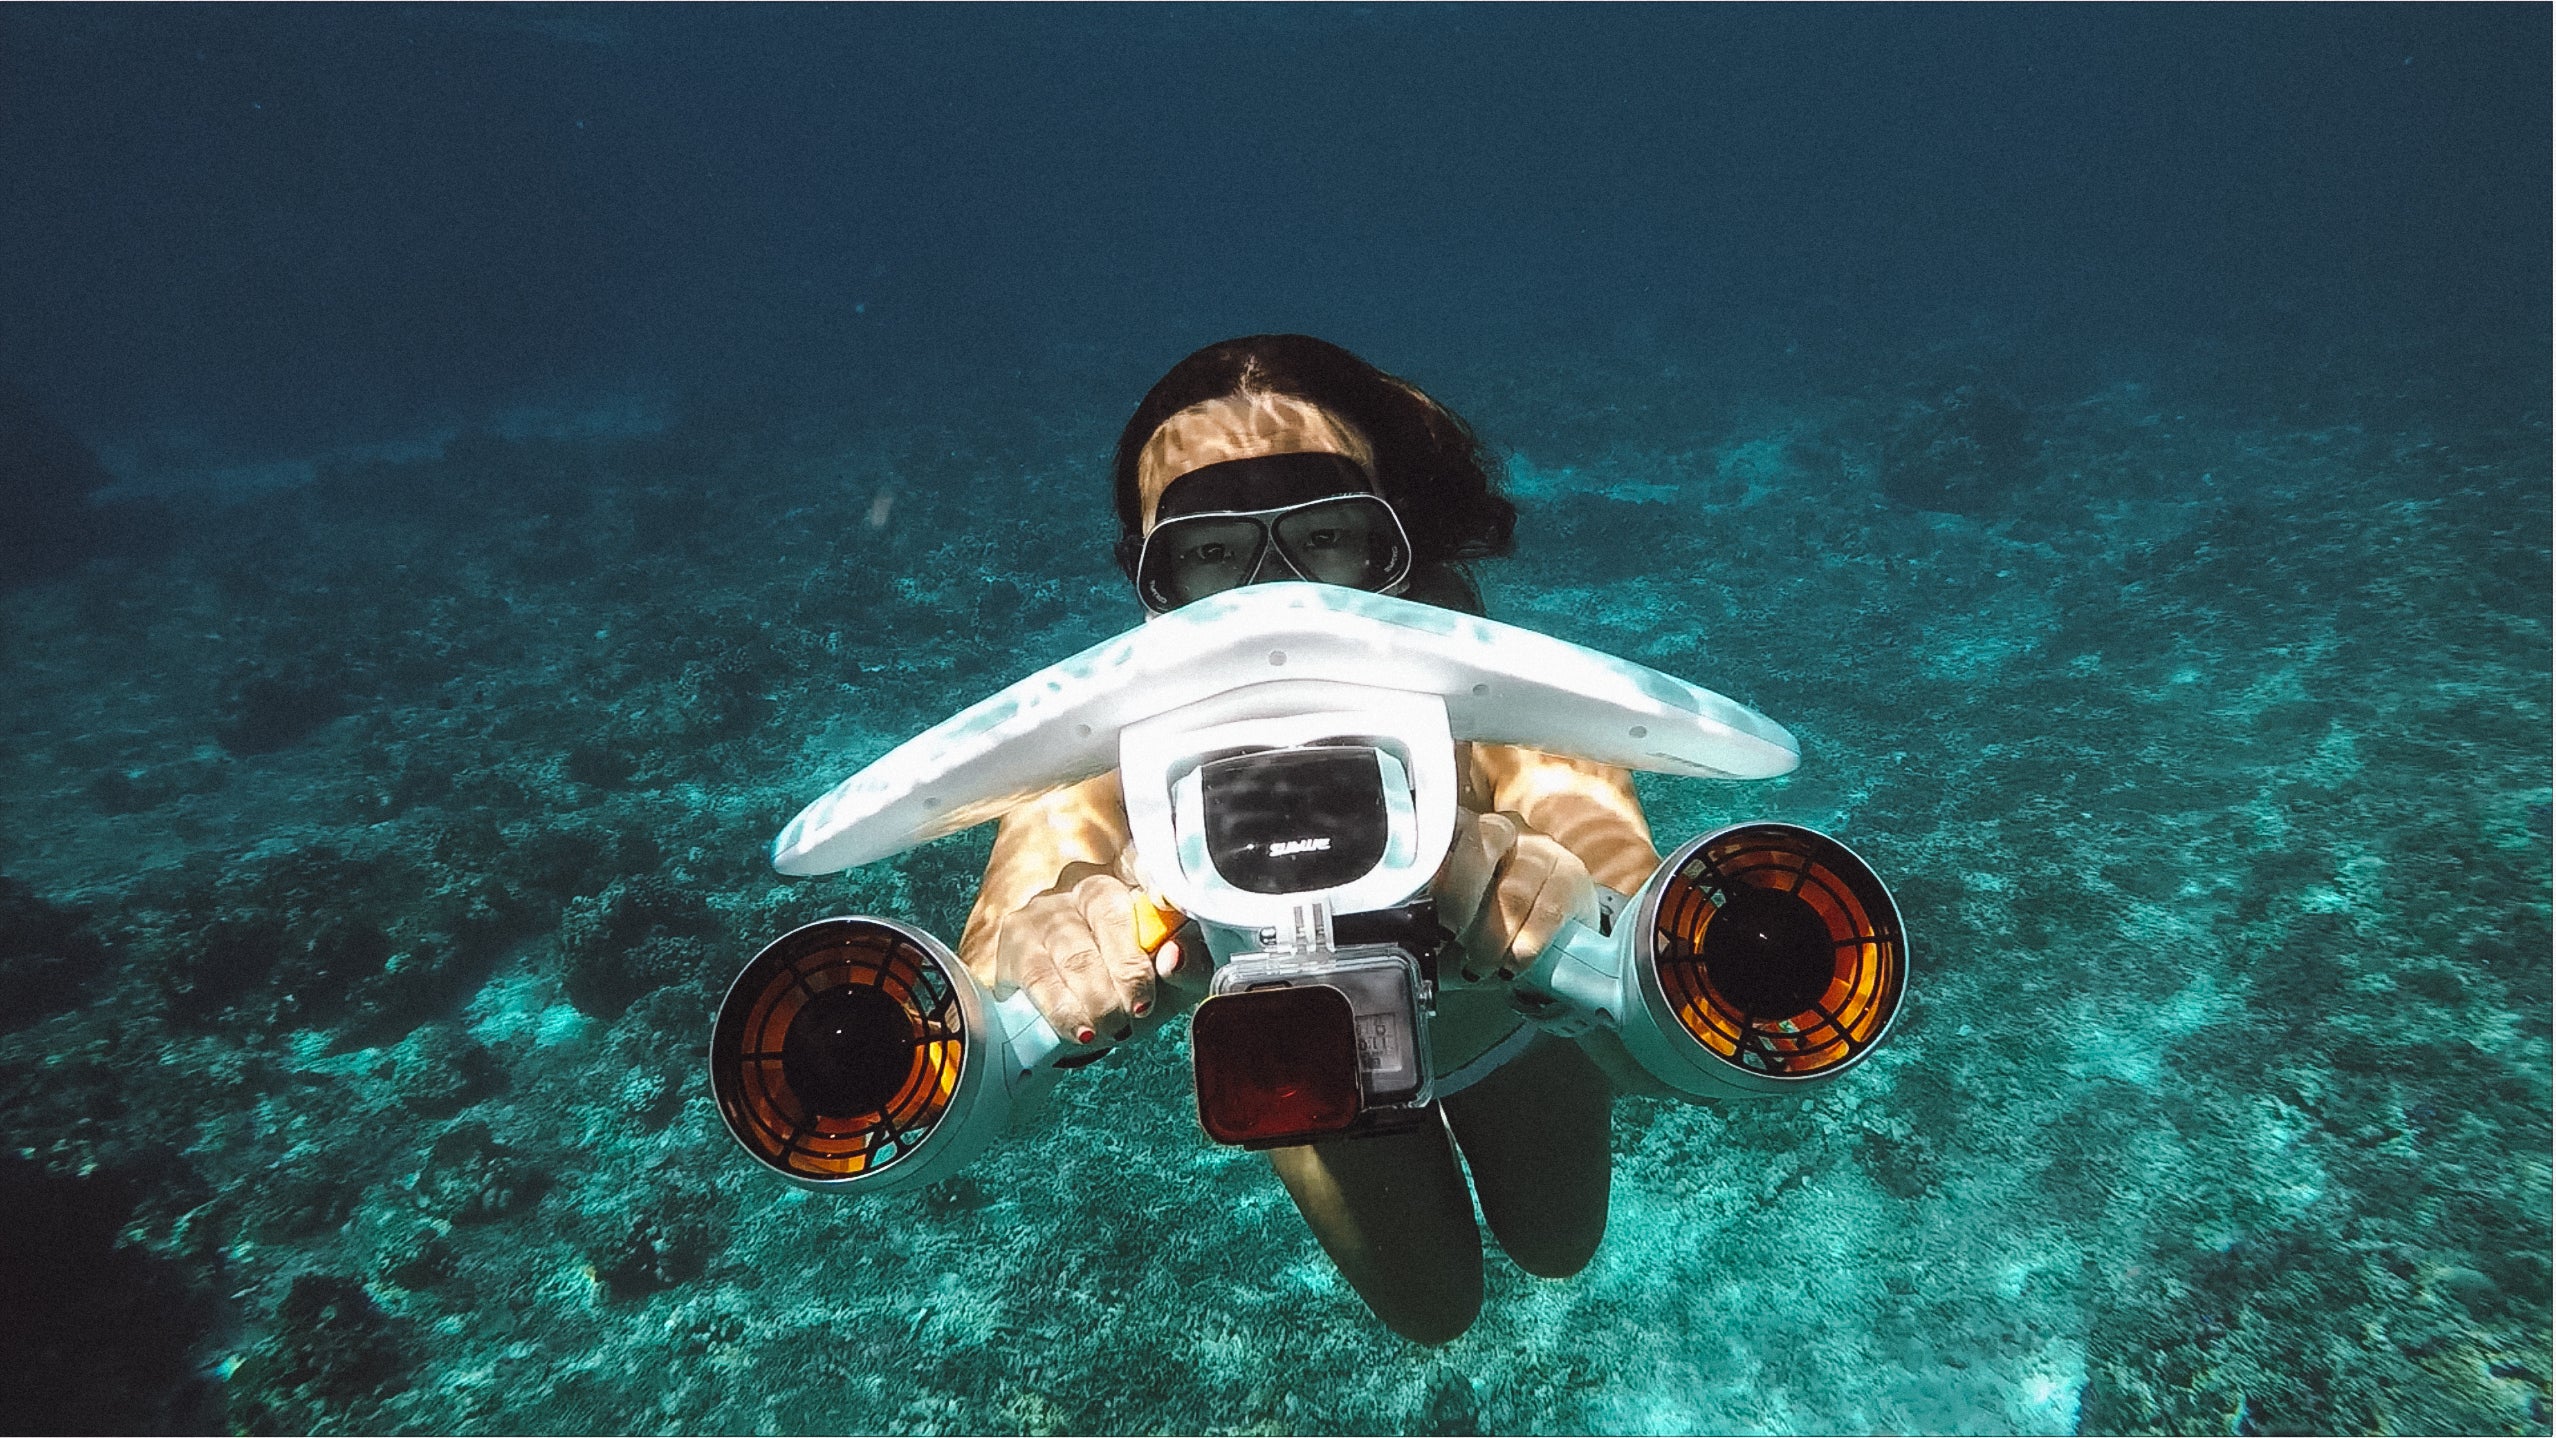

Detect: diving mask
[1135, 452, 1414, 614]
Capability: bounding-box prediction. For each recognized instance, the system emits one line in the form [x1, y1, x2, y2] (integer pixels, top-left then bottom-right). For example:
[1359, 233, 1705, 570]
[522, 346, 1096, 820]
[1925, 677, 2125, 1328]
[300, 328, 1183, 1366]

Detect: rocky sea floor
[0, 340, 2547, 1435]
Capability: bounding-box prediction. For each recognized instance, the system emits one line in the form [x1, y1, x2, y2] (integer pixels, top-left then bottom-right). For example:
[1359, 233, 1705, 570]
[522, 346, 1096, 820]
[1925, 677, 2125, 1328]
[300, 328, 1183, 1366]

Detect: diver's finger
[1435, 809, 1516, 969]
[992, 899, 1056, 996]
[1482, 827, 1574, 975]
[1016, 941, 1100, 1047]
[1454, 901, 1499, 985]
[1432, 810, 1488, 982]
[1072, 873, 1149, 1034]
[1509, 842, 1598, 972]
[1462, 822, 1533, 980]
[1473, 832, 1559, 977]
[1048, 926, 1127, 1047]
[1155, 935, 1215, 994]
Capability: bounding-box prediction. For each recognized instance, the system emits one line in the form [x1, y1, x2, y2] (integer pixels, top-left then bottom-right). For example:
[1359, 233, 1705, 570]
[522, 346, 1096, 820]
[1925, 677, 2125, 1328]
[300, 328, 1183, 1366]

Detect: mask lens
[1141, 515, 1270, 610]
[1271, 496, 1408, 592]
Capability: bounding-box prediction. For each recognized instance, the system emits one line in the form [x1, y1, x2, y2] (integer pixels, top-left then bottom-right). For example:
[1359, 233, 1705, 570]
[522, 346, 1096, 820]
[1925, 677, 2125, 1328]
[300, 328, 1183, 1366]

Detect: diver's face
[1136, 391, 1376, 533]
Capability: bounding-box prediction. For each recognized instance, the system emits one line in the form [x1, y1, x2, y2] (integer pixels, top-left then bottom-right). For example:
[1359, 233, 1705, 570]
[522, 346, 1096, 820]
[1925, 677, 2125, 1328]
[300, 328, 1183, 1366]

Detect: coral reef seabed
[0, 346, 2545, 1435]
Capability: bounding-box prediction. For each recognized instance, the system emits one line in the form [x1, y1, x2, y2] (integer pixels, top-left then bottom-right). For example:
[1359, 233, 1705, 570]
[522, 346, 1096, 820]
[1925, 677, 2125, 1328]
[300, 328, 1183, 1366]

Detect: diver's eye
[1190, 542, 1232, 563]
[1299, 528, 1344, 550]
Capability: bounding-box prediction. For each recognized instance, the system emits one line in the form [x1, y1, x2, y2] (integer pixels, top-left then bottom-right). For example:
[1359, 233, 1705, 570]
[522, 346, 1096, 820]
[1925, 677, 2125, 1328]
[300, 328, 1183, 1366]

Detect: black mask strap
[1154, 452, 1374, 520]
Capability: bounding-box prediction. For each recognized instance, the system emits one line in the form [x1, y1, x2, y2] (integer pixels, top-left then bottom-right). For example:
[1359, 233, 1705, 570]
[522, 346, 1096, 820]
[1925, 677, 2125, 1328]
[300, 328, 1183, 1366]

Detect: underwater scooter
[710, 583, 1908, 1194]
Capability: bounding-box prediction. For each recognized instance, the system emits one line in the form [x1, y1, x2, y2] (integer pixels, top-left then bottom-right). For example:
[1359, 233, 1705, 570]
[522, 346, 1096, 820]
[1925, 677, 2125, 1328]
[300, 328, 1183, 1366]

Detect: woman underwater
[955, 335, 1673, 1344]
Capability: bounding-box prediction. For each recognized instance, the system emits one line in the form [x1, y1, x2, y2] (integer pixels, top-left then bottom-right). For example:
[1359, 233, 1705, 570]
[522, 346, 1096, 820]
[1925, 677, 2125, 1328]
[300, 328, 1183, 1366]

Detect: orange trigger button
[1131, 895, 1184, 955]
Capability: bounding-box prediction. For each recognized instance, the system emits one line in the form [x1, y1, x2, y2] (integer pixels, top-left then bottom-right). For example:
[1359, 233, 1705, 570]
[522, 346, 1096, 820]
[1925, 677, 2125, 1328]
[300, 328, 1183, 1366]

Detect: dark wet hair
[1109, 335, 1516, 602]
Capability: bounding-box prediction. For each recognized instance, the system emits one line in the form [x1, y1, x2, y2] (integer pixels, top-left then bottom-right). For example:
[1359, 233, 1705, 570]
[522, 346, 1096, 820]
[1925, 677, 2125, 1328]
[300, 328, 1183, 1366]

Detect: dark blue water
[7, 5, 2543, 457]
[1, 6, 2546, 1434]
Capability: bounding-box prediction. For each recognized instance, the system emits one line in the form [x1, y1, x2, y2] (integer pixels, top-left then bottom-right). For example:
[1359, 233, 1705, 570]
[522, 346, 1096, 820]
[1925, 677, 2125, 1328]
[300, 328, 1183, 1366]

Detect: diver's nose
[1242, 540, 1291, 587]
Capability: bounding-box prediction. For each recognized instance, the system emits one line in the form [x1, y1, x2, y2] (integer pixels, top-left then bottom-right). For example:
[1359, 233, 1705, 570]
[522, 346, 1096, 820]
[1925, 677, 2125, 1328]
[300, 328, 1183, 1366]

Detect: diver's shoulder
[1402, 563, 1487, 617]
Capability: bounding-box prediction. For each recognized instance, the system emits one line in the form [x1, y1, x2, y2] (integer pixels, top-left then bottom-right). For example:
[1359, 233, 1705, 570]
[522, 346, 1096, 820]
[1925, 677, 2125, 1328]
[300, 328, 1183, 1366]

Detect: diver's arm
[1472, 744, 1660, 892]
[1440, 744, 1678, 1099]
[956, 771, 1135, 991]
[1437, 742, 1651, 984]
[1470, 744, 1684, 1099]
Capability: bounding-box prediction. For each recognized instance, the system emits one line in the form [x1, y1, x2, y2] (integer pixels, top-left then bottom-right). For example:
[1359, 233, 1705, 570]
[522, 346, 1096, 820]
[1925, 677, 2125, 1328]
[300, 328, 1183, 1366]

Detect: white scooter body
[771, 583, 1798, 877]
[717, 584, 1902, 1195]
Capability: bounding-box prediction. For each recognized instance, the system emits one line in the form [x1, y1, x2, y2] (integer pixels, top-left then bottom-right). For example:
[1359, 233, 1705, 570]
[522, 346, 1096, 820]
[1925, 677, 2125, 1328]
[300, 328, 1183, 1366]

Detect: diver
[953, 334, 1667, 1344]
[718, 335, 1905, 1339]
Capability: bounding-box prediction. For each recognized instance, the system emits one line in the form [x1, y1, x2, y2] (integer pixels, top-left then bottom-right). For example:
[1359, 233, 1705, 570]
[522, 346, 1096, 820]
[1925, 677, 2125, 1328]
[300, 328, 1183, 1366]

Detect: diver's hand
[994, 861, 1203, 1049]
[1433, 808, 1601, 984]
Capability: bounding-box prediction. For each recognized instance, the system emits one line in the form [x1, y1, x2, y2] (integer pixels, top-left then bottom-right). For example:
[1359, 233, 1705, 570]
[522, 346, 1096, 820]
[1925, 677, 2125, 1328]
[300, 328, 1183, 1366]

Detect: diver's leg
[1442, 1035, 1612, 1278]
[1267, 1121, 1484, 1345]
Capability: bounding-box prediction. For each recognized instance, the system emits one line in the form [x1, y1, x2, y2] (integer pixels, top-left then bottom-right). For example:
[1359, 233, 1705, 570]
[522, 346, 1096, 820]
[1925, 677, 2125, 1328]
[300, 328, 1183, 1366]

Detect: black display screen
[1198, 746, 1390, 895]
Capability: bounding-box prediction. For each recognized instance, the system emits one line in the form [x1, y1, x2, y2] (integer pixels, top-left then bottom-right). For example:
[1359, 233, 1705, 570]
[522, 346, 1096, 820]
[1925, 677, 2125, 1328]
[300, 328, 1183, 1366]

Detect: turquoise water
[2, 340, 2545, 1434]
[1, 7, 2547, 1435]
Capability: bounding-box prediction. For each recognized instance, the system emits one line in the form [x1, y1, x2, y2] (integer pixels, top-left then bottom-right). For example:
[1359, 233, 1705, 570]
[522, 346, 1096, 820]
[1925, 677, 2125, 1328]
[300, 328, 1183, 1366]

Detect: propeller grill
[1652, 824, 1906, 1079]
[710, 918, 966, 1183]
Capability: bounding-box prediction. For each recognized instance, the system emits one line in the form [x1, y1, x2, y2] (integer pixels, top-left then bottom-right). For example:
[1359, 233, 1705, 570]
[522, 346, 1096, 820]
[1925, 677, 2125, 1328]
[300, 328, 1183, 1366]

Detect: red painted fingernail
[1075, 1027, 1096, 1045]
[1132, 1000, 1152, 1018]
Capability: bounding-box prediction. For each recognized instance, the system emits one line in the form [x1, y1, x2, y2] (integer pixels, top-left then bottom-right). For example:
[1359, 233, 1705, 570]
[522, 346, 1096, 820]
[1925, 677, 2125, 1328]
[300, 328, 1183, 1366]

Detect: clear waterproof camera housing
[1194, 933, 1438, 1148]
